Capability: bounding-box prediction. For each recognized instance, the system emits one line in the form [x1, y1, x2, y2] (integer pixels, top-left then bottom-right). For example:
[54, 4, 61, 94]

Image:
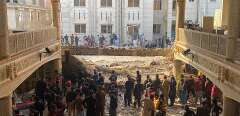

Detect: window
[172, 0, 176, 10]
[13, 0, 18, 3]
[127, 25, 139, 35]
[74, 0, 79, 6]
[138, 12, 139, 20]
[101, 0, 112, 7]
[75, 24, 86, 33]
[154, 0, 161, 10]
[153, 24, 161, 34]
[101, 25, 112, 33]
[133, 12, 134, 20]
[128, 0, 139, 7]
[80, 0, 86, 6]
[171, 21, 176, 38]
[74, 0, 86, 6]
[128, 12, 130, 20]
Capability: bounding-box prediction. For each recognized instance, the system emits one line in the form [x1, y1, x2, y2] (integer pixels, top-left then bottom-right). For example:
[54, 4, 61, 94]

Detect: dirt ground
[75, 55, 187, 116]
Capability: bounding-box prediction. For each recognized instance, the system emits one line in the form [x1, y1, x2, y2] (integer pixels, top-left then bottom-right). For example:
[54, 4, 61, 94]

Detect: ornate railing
[178, 28, 228, 57]
[0, 64, 7, 83]
[8, 27, 57, 56]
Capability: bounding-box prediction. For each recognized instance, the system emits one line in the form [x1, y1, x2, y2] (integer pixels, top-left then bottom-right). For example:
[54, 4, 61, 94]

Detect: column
[175, 0, 185, 41]
[51, 0, 61, 40]
[52, 58, 62, 74]
[222, 0, 240, 60]
[174, 60, 183, 80]
[0, 1, 9, 58]
[223, 96, 240, 116]
[0, 96, 12, 116]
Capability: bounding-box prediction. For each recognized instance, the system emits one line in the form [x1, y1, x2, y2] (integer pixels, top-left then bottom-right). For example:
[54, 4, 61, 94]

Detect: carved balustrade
[8, 27, 57, 56]
[178, 28, 228, 57]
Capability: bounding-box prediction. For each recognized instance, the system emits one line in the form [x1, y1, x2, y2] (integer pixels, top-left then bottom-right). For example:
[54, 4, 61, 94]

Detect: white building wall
[60, 0, 221, 46]
[185, 0, 221, 26]
[142, 0, 154, 41]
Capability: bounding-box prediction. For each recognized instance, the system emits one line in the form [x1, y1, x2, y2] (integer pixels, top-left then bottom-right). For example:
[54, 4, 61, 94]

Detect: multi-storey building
[0, 0, 61, 115]
[61, 0, 222, 47]
[61, 0, 167, 46]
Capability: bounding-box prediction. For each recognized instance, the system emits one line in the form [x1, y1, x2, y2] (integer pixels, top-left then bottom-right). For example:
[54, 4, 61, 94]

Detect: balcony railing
[8, 27, 57, 56]
[178, 28, 228, 58]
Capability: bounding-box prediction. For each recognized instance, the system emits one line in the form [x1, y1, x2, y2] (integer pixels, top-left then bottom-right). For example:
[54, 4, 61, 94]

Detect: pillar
[223, 96, 240, 116]
[222, 0, 240, 60]
[51, 0, 61, 40]
[175, 0, 185, 41]
[0, 95, 13, 116]
[174, 60, 183, 80]
[0, 0, 9, 59]
[53, 59, 62, 74]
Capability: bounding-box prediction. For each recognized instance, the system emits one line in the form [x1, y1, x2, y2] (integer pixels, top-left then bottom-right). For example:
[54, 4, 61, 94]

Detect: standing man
[109, 70, 118, 83]
[61, 35, 64, 44]
[64, 34, 69, 45]
[162, 75, 170, 105]
[152, 74, 162, 96]
[35, 77, 47, 102]
[98, 73, 105, 86]
[70, 34, 74, 46]
[136, 70, 142, 83]
[84, 92, 97, 116]
[96, 86, 106, 116]
[75, 35, 79, 47]
[134, 80, 144, 108]
[109, 92, 118, 116]
[169, 76, 177, 106]
[92, 70, 99, 84]
[124, 75, 134, 107]
[195, 75, 203, 104]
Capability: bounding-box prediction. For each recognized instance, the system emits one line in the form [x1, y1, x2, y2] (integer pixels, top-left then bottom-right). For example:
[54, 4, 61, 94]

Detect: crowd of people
[61, 34, 121, 48]
[14, 68, 223, 116]
[61, 34, 173, 49]
[137, 73, 223, 116]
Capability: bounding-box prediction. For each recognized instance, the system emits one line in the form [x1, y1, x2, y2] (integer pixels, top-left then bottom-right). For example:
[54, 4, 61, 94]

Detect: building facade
[61, 0, 167, 46]
[0, 0, 61, 115]
[60, 0, 221, 46]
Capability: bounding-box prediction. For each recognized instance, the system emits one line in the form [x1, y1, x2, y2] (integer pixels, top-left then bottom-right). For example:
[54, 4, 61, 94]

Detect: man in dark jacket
[35, 77, 47, 102]
[136, 71, 142, 83]
[124, 75, 134, 107]
[169, 76, 177, 106]
[152, 74, 162, 96]
[109, 70, 118, 83]
[33, 96, 45, 116]
[92, 70, 99, 83]
[134, 80, 144, 108]
[96, 86, 106, 116]
[109, 93, 118, 116]
[84, 92, 97, 116]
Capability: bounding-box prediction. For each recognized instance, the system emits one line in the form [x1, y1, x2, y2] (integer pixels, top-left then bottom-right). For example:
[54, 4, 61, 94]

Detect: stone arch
[0, 57, 61, 99]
